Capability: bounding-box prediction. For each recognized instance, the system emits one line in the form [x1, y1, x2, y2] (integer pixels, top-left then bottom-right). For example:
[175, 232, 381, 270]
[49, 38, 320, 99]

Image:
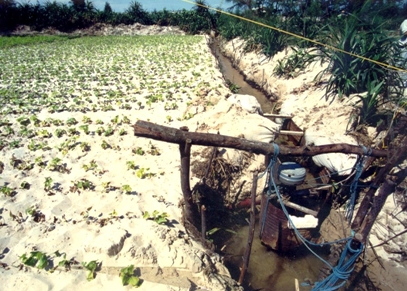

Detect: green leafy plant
[20, 251, 49, 270]
[104, 126, 114, 136]
[95, 119, 104, 125]
[96, 126, 105, 136]
[147, 142, 160, 156]
[121, 184, 132, 195]
[82, 260, 99, 281]
[20, 181, 30, 189]
[79, 124, 90, 135]
[44, 177, 53, 191]
[9, 140, 22, 149]
[17, 116, 30, 126]
[82, 116, 92, 124]
[82, 160, 98, 172]
[122, 115, 131, 124]
[54, 128, 67, 138]
[70, 179, 94, 193]
[119, 128, 127, 136]
[136, 167, 156, 179]
[132, 147, 145, 155]
[66, 117, 78, 126]
[143, 210, 169, 225]
[80, 142, 90, 152]
[35, 156, 46, 168]
[101, 140, 110, 150]
[0, 184, 14, 197]
[119, 265, 141, 287]
[10, 155, 33, 171]
[126, 160, 137, 170]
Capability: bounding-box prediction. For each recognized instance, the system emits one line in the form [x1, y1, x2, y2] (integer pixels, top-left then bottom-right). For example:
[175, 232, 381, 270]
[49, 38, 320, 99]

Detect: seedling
[82, 116, 92, 124]
[121, 185, 132, 195]
[120, 265, 141, 287]
[143, 210, 169, 225]
[102, 181, 117, 193]
[66, 118, 78, 126]
[36, 129, 51, 138]
[96, 126, 105, 136]
[9, 140, 22, 149]
[82, 160, 97, 172]
[132, 147, 145, 155]
[81, 260, 99, 281]
[136, 168, 155, 179]
[35, 156, 46, 168]
[10, 155, 33, 171]
[70, 179, 94, 193]
[56, 137, 78, 155]
[126, 161, 137, 170]
[0, 184, 14, 197]
[104, 126, 114, 136]
[147, 142, 161, 156]
[101, 140, 110, 150]
[20, 251, 49, 270]
[122, 115, 131, 124]
[67, 128, 79, 136]
[44, 177, 53, 191]
[95, 119, 104, 125]
[111, 115, 120, 124]
[119, 128, 127, 136]
[79, 124, 90, 135]
[19, 127, 35, 138]
[16, 116, 30, 126]
[20, 181, 30, 189]
[54, 128, 67, 138]
[2, 126, 14, 136]
[80, 142, 90, 152]
[166, 115, 173, 122]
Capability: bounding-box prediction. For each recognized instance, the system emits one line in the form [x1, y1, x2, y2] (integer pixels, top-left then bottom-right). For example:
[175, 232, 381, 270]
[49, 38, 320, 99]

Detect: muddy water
[210, 40, 275, 114]
[210, 40, 329, 290]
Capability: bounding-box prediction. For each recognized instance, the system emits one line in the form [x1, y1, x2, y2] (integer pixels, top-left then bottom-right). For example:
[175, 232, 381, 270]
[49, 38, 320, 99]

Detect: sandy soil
[1, 23, 406, 291]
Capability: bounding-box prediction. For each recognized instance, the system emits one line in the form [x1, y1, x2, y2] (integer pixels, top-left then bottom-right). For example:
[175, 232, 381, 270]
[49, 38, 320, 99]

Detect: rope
[345, 146, 370, 224]
[312, 240, 364, 291]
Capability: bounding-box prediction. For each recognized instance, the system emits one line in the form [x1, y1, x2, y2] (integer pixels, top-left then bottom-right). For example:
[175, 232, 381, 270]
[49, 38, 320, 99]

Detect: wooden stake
[238, 171, 258, 285]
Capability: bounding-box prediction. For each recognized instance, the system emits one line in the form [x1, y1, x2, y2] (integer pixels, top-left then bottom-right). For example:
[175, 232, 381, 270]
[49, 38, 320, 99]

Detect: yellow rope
[183, 0, 407, 73]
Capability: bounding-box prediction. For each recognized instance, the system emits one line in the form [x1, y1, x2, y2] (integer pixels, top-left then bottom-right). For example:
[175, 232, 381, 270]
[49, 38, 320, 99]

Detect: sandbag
[304, 132, 358, 176]
[227, 94, 263, 115]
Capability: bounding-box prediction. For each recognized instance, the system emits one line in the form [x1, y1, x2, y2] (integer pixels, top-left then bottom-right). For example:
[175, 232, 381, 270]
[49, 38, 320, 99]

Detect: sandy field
[1, 23, 406, 291]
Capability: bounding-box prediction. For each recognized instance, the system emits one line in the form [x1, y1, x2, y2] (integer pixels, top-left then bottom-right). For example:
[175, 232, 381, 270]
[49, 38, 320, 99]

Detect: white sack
[227, 94, 263, 115]
[305, 132, 358, 176]
[288, 215, 318, 229]
[241, 114, 280, 143]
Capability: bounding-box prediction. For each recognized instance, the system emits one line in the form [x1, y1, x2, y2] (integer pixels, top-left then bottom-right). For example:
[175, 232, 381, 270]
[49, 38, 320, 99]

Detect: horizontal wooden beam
[132, 120, 387, 158]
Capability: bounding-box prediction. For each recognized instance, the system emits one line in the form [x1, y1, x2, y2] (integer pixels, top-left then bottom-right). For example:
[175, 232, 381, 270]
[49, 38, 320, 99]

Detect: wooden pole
[238, 171, 258, 285]
[351, 115, 407, 236]
[133, 120, 387, 158]
[178, 126, 196, 226]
